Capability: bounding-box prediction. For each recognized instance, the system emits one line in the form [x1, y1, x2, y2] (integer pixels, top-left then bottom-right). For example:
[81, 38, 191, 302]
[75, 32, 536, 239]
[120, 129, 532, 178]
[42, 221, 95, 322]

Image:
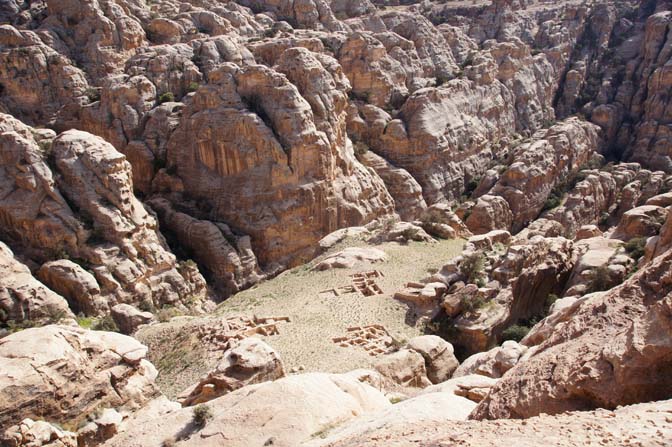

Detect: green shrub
[545, 293, 559, 312]
[157, 307, 182, 323]
[459, 252, 486, 284]
[501, 324, 531, 342]
[624, 237, 646, 260]
[158, 92, 175, 104]
[590, 265, 612, 292]
[187, 82, 200, 93]
[92, 315, 119, 332]
[76, 316, 95, 329]
[460, 294, 487, 314]
[542, 193, 562, 212]
[192, 404, 213, 428]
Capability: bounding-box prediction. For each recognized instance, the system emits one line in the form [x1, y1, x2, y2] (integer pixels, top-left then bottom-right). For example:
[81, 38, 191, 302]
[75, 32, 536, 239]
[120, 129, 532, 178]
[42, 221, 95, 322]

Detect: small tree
[459, 252, 486, 284]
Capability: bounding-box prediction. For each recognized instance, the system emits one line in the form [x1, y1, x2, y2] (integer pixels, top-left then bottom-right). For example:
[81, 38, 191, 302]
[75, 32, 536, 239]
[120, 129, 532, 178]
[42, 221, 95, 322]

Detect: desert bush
[460, 294, 487, 314]
[192, 404, 213, 428]
[459, 252, 486, 284]
[501, 324, 531, 342]
[590, 265, 612, 292]
[187, 82, 200, 93]
[159, 92, 175, 104]
[157, 307, 182, 323]
[92, 315, 119, 332]
[76, 316, 94, 329]
[624, 237, 646, 260]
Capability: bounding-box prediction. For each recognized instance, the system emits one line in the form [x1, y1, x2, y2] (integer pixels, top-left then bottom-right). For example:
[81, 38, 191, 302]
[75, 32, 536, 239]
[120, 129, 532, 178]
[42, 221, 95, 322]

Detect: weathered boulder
[37, 260, 102, 316]
[111, 304, 155, 335]
[0, 242, 74, 325]
[453, 341, 527, 379]
[179, 337, 285, 406]
[406, 335, 459, 384]
[612, 205, 668, 241]
[420, 374, 499, 404]
[0, 325, 159, 429]
[465, 194, 513, 234]
[2, 418, 77, 447]
[374, 349, 431, 388]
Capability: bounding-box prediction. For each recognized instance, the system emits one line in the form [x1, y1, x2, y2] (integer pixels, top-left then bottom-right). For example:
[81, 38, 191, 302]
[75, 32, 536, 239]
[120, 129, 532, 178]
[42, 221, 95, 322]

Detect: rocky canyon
[1, 0, 672, 445]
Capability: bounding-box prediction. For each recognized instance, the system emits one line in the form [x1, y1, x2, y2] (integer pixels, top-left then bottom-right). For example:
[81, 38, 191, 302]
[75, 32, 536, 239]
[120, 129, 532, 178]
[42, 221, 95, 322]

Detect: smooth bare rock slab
[420, 374, 499, 404]
[473, 244, 672, 419]
[0, 242, 73, 324]
[104, 373, 390, 447]
[179, 337, 285, 406]
[0, 325, 158, 429]
[406, 335, 459, 384]
[305, 399, 672, 446]
[304, 391, 476, 447]
[313, 247, 387, 270]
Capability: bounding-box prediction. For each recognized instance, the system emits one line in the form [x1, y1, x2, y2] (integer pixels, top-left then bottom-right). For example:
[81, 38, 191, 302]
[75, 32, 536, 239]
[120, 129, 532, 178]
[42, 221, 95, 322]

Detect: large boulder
[0, 242, 74, 325]
[111, 304, 155, 335]
[0, 325, 159, 429]
[374, 349, 431, 388]
[406, 335, 459, 384]
[179, 337, 285, 406]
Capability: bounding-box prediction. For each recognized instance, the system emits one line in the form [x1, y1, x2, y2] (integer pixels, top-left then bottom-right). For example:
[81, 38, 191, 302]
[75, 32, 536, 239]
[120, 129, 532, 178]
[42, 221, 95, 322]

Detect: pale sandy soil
[138, 236, 465, 398]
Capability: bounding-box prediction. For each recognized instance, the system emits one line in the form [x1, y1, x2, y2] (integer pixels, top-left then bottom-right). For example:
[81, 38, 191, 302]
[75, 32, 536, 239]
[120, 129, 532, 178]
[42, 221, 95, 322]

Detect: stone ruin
[197, 315, 290, 352]
[332, 325, 396, 356]
[351, 270, 384, 296]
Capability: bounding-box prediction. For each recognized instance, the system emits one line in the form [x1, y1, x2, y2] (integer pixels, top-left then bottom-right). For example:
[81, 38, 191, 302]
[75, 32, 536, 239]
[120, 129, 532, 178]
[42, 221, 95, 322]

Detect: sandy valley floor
[138, 236, 465, 397]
